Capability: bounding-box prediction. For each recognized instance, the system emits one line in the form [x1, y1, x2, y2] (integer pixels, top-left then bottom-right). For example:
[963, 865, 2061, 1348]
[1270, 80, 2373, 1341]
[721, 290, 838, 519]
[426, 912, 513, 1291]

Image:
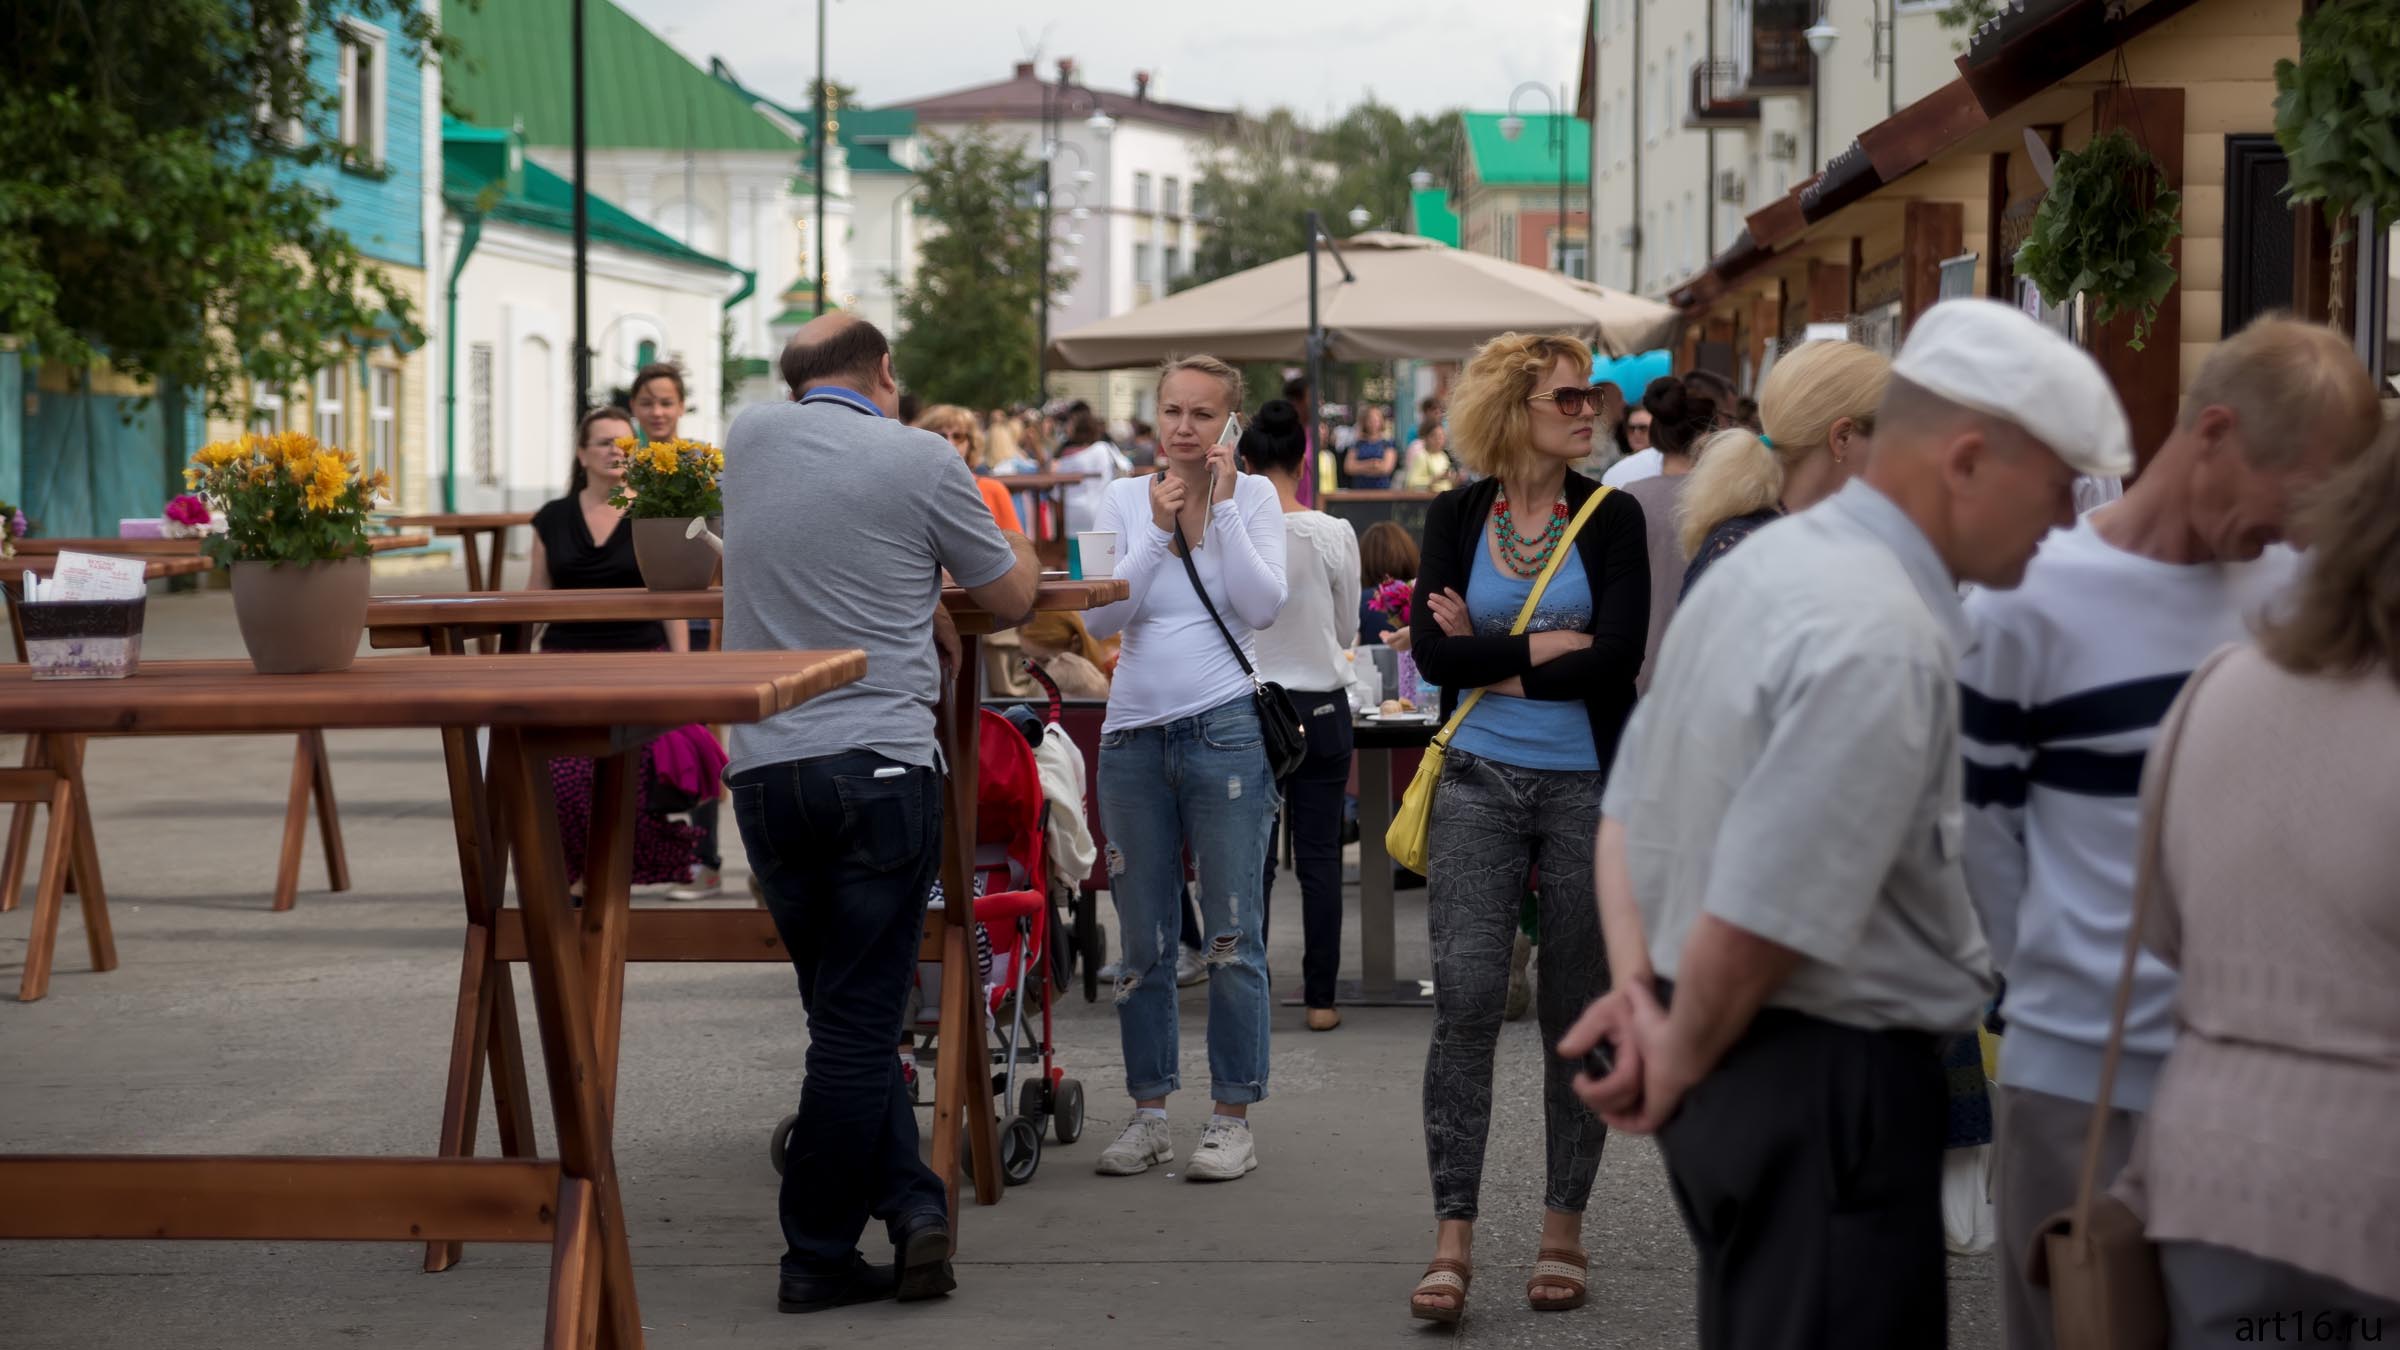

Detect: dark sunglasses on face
[1529, 385, 1613, 417]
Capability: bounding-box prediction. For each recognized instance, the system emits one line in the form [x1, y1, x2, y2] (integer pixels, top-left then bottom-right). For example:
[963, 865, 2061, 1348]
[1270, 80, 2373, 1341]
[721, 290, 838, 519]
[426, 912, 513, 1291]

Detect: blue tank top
[1448, 536, 1600, 772]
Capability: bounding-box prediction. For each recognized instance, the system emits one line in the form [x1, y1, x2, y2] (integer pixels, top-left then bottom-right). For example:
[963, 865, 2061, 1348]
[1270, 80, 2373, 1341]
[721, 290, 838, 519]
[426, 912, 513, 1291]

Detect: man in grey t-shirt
[722, 313, 1036, 1314]
[1563, 301, 2130, 1350]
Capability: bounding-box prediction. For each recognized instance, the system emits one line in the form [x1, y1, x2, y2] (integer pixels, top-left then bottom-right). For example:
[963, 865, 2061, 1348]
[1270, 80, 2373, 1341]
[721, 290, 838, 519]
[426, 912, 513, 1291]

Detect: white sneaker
[1097, 958, 1123, 982]
[1184, 1118, 1257, 1182]
[666, 865, 723, 902]
[1176, 947, 1209, 987]
[1095, 1114, 1175, 1176]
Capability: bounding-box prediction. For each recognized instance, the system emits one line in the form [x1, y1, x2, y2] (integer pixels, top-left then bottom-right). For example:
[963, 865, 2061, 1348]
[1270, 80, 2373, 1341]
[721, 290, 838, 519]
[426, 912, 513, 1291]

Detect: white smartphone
[1212, 412, 1243, 495]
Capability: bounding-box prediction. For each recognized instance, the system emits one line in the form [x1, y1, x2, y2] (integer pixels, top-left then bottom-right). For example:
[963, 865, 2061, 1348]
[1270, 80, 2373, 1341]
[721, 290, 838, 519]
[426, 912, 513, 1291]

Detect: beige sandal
[1527, 1247, 1588, 1311]
[1410, 1258, 1472, 1324]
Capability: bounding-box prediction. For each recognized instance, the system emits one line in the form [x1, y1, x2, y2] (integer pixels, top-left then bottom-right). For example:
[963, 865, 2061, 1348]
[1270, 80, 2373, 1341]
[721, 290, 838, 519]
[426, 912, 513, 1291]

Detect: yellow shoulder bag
[1386, 486, 1613, 875]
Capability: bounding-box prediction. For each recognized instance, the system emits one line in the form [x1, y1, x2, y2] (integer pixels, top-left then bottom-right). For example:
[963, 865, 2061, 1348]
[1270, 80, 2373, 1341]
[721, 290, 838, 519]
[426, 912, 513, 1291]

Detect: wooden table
[0, 552, 354, 955]
[10, 532, 433, 558]
[1335, 716, 1439, 1007]
[0, 651, 866, 1349]
[384, 513, 534, 592]
[990, 472, 1092, 564]
[364, 578, 1130, 1252]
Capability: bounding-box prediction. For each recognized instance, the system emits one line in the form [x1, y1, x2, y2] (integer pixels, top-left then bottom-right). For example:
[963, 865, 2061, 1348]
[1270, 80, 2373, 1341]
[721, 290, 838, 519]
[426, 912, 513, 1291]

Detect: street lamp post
[1500, 82, 1573, 277]
[814, 0, 827, 318]
[1035, 61, 1115, 405]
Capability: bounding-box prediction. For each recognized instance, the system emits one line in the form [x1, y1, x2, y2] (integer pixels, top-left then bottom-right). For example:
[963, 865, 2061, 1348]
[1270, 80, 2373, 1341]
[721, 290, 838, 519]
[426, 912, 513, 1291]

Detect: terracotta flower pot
[631, 516, 720, 591]
[231, 557, 372, 675]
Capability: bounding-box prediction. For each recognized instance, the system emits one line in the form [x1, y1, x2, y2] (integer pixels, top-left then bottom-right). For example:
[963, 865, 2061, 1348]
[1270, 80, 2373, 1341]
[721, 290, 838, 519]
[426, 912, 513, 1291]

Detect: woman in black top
[529, 407, 689, 652]
[528, 407, 703, 887]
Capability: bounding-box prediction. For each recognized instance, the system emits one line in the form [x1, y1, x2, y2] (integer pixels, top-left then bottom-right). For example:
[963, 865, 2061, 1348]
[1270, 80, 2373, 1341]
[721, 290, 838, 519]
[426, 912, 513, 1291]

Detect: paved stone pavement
[1, 559, 1999, 1348]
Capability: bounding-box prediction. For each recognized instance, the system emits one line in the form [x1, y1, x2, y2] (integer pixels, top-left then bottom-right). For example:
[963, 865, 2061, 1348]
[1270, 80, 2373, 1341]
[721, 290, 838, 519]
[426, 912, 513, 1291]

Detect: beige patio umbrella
[1046, 231, 1681, 369]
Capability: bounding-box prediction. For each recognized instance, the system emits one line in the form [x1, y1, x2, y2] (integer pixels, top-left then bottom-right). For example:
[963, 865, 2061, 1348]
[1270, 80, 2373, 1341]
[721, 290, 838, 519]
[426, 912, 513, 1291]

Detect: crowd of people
[522, 301, 2398, 1347]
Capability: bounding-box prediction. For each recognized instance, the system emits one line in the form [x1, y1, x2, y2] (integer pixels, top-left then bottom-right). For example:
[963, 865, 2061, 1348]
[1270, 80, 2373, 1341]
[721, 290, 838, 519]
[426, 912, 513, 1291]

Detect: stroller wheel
[1052, 1078, 1086, 1145]
[1018, 1077, 1050, 1126]
[999, 1114, 1042, 1186]
[769, 1113, 799, 1176]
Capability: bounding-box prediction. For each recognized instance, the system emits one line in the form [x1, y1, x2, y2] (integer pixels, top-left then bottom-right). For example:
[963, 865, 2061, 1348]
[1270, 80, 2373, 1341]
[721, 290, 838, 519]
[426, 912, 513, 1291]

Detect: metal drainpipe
[723, 268, 758, 397]
[1631, 0, 1645, 289]
[440, 212, 482, 514]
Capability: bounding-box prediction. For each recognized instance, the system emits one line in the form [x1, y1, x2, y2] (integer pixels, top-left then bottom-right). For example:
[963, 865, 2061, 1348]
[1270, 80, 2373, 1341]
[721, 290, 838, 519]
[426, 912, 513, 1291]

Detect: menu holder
[19, 551, 150, 680]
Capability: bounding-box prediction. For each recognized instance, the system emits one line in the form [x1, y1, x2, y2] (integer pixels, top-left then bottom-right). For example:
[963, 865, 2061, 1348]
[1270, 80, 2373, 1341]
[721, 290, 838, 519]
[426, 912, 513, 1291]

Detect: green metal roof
[1461, 112, 1590, 187]
[441, 0, 802, 155]
[1410, 188, 1461, 247]
[708, 62, 918, 177]
[444, 122, 742, 274]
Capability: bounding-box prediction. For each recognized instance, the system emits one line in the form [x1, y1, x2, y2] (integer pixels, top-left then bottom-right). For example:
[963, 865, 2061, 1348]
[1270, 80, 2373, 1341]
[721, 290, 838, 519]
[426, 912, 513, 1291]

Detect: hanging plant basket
[2274, 0, 2400, 234]
[2012, 127, 2183, 351]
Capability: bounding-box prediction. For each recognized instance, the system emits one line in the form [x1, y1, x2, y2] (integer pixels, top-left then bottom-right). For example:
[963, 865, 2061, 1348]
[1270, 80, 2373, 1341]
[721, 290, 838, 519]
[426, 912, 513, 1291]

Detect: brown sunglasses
[1528, 385, 1615, 417]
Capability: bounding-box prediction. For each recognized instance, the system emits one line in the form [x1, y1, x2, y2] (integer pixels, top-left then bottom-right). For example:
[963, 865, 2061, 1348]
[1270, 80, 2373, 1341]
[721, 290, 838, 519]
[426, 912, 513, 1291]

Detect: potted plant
[186, 431, 389, 674]
[2013, 126, 2183, 351]
[612, 435, 725, 591]
[2274, 0, 2400, 329]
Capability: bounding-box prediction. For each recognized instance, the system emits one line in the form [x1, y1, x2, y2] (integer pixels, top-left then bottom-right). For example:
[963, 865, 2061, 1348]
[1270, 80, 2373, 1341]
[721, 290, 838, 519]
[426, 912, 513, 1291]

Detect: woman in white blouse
[1244, 399, 1362, 1032]
[1084, 355, 1289, 1184]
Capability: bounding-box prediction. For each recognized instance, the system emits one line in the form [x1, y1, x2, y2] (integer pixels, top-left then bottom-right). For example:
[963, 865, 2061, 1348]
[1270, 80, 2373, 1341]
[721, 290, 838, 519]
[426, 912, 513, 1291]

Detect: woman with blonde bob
[1675, 339, 1890, 596]
[915, 404, 1022, 533]
[1406, 332, 1650, 1324]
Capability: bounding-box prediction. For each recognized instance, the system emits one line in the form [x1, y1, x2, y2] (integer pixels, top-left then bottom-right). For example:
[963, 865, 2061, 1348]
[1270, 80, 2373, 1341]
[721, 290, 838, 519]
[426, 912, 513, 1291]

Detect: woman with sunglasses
[1406, 333, 1649, 1324]
[915, 404, 1023, 533]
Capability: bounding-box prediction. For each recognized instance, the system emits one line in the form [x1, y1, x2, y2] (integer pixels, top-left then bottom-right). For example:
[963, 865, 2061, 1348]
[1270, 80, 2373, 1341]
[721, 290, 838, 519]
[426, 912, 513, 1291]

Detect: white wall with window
[249, 383, 287, 436]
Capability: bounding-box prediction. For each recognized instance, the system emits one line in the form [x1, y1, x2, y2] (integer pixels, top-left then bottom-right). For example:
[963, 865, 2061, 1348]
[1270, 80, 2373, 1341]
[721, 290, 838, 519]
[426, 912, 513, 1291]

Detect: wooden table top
[989, 472, 1096, 490]
[1325, 489, 1442, 503]
[364, 579, 1128, 646]
[0, 554, 214, 583]
[0, 651, 867, 735]
[382, 513, 535, 531]
[11, 534, 432, 557]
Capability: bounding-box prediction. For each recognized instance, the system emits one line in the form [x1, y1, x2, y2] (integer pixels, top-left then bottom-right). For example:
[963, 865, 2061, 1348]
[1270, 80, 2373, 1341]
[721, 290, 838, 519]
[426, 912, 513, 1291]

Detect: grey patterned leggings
[1423, 749, 1611, 1221]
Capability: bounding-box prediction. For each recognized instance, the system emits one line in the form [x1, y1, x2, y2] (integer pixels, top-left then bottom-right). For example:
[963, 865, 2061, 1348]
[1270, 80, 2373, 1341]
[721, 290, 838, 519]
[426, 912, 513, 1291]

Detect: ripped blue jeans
[1097, 696, 1278, 1106]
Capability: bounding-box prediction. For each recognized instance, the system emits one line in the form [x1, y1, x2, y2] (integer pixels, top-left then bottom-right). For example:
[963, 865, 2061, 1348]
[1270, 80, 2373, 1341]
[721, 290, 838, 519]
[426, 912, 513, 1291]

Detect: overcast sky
[617, 0, 1588, 122]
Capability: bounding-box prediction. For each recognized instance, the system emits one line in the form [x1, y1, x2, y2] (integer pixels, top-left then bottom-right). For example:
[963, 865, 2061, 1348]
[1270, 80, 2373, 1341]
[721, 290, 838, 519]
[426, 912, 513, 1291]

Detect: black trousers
[1655, 987, 1949, 1350]
[1262, 691, 1353, 1009]
[728, 750, 948, 1277]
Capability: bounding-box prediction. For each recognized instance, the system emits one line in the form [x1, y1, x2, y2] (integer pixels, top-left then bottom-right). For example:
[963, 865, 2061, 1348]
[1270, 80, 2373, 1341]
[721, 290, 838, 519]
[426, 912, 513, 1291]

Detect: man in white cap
[1562, 298, 2122, 1349]
[1961, 315, 2385, 1350]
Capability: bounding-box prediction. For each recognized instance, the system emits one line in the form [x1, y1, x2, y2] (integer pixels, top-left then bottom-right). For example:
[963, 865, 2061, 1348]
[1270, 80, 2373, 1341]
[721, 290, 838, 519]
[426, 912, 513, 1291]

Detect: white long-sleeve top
[1084, 472, 1288, 733]
[1252, 508, 1360, 695]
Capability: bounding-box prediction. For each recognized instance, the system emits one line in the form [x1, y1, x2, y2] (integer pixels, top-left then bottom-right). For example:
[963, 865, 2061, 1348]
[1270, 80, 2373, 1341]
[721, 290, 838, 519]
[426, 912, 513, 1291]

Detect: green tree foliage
[894, 127, 1065, 410]
[1185, 101, 1467, 290]
[1938, 0, 2005, 49]
[0, 0, 456, 416]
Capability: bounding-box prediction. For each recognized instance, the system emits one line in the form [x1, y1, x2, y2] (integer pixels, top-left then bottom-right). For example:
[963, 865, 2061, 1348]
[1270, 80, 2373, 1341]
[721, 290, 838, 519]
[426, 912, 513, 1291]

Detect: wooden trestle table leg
[490, 725, 643, 1350]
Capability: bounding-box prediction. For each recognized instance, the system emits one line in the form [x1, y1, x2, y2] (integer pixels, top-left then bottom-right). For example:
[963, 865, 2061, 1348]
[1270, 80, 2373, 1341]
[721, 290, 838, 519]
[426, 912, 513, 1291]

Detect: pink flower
[165, 494, 212, 527]
[1373, 577, 1414, 624]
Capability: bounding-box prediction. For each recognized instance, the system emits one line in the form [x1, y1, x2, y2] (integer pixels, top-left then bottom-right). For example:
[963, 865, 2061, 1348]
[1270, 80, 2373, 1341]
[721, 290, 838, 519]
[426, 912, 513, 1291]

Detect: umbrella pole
[1306, 210, 1327, 509]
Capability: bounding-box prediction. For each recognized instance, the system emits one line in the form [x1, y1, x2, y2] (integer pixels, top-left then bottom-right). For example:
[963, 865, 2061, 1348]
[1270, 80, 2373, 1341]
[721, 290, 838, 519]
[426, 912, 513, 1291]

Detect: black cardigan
[1408, 473, 1651, 774]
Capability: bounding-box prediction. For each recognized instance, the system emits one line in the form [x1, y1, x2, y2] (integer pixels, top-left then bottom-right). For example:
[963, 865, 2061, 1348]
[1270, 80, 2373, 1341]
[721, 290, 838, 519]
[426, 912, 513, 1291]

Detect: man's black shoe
[894, 1213, 957, 1302]
[778, 1257, 899, 1315]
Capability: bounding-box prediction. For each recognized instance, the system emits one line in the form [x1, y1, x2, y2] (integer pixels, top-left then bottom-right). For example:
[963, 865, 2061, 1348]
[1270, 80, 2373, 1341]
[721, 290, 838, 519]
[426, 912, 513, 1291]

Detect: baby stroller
[771, 700, 1086, 1186]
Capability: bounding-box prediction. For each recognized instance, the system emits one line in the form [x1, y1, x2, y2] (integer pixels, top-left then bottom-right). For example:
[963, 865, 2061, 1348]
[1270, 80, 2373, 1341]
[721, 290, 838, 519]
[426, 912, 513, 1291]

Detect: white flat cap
[1892, 298, 2133, 477]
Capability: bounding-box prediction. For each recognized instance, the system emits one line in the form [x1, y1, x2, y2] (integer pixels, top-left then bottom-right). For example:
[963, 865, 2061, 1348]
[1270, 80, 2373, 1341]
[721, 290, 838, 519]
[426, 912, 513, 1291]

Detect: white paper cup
[1075, 531, 1120, 579]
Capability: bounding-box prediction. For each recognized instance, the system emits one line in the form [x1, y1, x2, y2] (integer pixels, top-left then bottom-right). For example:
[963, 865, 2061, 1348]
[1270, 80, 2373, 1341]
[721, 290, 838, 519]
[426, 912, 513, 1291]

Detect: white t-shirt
[1252, 509, 1361, 695]
[1083, 473, 1289, 733]
[1601, 448, 1664, 488]
[1056, 441, 1131, 535]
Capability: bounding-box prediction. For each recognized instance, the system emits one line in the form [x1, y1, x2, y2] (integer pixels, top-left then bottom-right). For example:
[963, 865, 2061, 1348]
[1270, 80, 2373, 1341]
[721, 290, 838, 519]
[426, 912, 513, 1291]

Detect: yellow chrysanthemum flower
[272, 431, 320, 465]
[193, 439, 247, 470]
[303, 452, 350, 512]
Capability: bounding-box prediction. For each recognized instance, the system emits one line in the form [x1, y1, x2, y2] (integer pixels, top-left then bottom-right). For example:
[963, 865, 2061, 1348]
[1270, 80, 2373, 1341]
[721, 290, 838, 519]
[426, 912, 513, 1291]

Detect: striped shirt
[1959, 517, 2298, 1110]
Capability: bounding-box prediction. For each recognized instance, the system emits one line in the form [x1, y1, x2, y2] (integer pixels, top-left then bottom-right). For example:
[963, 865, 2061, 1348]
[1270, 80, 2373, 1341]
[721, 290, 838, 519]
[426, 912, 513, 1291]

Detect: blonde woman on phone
[1083, 354, 1289, 1184]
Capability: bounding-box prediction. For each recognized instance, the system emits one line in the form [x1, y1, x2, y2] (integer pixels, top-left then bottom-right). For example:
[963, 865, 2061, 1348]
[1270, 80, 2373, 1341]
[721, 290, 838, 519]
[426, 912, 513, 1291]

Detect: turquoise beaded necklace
[1492, 493, 1571, 578]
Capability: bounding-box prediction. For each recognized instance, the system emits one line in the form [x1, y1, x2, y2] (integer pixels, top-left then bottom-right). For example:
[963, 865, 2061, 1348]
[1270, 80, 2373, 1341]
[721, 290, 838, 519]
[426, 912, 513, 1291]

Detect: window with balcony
[1163, 176, 1181, 218]
[338, 20, 387, 167]
[1134, 172, 1154, 214]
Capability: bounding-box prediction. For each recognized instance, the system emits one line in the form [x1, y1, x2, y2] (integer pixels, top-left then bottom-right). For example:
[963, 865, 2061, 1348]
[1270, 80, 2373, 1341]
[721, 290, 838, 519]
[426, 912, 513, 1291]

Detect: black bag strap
[1160, 472, 1260, 685]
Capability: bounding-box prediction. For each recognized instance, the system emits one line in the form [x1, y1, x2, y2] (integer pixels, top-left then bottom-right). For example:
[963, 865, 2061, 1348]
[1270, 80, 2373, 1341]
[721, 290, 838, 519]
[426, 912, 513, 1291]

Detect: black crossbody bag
[1166, 494, 1306, 781]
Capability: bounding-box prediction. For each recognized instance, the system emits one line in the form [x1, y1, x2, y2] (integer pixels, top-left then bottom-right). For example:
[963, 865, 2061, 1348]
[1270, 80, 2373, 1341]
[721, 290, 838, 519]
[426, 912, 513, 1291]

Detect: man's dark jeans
[729, 750, 948, 1277]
